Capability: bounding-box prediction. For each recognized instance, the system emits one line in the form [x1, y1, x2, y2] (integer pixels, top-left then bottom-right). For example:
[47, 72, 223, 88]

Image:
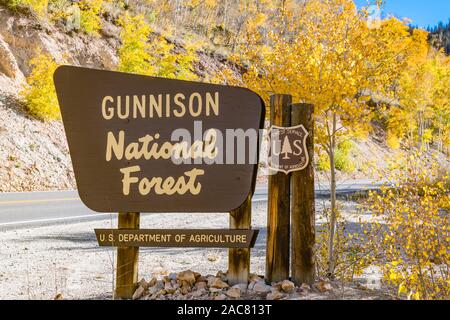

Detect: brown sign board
[95, 229, 259, 248]
[54, 66, 265, 213]
[268, 125, 309, 174]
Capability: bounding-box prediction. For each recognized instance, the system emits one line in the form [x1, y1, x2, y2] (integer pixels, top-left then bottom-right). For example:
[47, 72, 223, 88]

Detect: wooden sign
[95, 229, 259, 248]
[54, 66, 265, 213]
[267, 124, 309, 174]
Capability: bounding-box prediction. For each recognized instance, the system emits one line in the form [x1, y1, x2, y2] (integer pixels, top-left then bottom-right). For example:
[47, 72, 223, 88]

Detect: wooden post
[266, 94, 292, 284]
[115, 212, 140, 299]
[228, 195, 252, 285]
[290, 103, 315, 285]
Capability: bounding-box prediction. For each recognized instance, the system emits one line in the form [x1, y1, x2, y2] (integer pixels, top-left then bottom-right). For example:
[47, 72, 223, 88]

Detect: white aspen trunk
[327, 113, 337, 278]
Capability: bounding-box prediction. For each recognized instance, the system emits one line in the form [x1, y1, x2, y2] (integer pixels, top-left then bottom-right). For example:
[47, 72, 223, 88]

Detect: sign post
[228, 195, 252, 285]
[115, 212, 140, 299]
[266, 94, 292, 284]
[266, 97, 315, 286]
[54, 66, 265, 299]
[291, 104, 315, 285]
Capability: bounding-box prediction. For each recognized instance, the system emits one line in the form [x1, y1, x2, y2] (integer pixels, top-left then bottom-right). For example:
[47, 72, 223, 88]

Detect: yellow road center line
[0, 198, 79, 205]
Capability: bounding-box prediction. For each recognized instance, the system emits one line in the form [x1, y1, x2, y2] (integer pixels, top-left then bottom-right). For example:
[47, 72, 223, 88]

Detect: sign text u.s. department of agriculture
[95, 229, 259, 248]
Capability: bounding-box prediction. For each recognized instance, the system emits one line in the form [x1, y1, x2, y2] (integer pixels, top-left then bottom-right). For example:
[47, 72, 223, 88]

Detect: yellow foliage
[77, 0, 105, 35]
[390, 30, 450, 151]
[387, 131, 401, 150]
[365, 152, 450, 300]
[118, 13, 153, 75]
[20, 52, 60, 121]
[4, 0, 48, 16]
[118, 13, 197, 81]
[315, 207, 373, 281]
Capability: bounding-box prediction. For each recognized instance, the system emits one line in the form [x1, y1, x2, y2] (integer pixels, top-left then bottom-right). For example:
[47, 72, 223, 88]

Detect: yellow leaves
[367, 152, 449, 300]
[118, 13, 153, 76]
[20, 51, 60, 121]
[77, 0, 104, 35]
[409, 291, 421, 300]
[398, 282, 408, 296]
[20, 0, 49, 16]
[254, 13, 267, 26]
[118, 13, 197, 81]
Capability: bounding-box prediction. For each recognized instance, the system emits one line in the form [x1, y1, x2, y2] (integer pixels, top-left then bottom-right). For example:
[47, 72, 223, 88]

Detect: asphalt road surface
[0, 180, 382, 229]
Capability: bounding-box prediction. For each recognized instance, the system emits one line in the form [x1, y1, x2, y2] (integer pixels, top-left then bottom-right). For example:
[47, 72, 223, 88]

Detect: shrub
[2, 0, 48, 16]
[118, 13, 198, 80]
[387, 130, 401, 149]
[315, 207, 372, 281]
[317, 152, 330, 171]
[366, 152, 449, 300]
[335, 139, 356, 173]
[20, 52, 60, 121]
[77, 0, 103, 35]
[316, 140, 356, 173]
[117, 13, 153, 75]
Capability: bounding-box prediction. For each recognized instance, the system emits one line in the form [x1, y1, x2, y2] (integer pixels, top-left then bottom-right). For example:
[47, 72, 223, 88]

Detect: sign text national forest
[54, 66, 265, 213]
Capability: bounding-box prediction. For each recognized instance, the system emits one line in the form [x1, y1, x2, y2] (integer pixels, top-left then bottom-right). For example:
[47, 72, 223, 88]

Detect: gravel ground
[0, 201, 394, 300]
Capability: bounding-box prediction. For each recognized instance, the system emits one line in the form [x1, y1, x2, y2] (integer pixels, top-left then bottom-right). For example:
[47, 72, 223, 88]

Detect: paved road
[0, 180, 382, 228]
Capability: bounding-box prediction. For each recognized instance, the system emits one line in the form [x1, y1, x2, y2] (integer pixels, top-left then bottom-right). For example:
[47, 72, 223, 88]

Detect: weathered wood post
[266, 94, 292, 284]
[115, 212, 140, 299]
[290, 103, 315, 285]
[228, 195, 252, 285]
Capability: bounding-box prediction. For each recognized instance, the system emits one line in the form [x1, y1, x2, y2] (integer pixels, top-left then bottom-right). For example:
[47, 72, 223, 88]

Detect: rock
[266, 291, 284, 300]
[148, 277, 157, 287]
[177, 270, 196, 286]
[181, 282, 191, 295]
[195, 281, 207, 290]
[232, 283, 248, 293]
[164, 282, 176, 294]
[168, 272, 177, 281]
[0, 36, 23, 80]
[100, 20, 121, 39]
[138, 278, 149, 289]
[249, 273, 263, 282]
[172, 282, 180, 290]
[191, 288, 206, 297]
[209, 287, 222, 293]
[132, 285, 145, 300]
[271, 282, 282, 291]
[225, 287, 241, 299]
[54, 293, 63, 300]
[157, 289, 166, 296]
[253, 281, 271, 294]
[156, 280, 165, 289]
[148, 286, 159, 295]
[317, 281, 333, 293]
[193, 271, 202, 281]
[300, 283, 311, 292]
[214, 293, 227, 300]
[207, 276, 218, 287]
[210, 277, 229, 289]
[216, 270, 228, 282]
[281, 280, 296, 293]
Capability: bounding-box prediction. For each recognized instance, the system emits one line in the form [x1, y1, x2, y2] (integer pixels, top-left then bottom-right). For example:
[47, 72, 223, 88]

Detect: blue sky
[354, 0, 450, 28]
